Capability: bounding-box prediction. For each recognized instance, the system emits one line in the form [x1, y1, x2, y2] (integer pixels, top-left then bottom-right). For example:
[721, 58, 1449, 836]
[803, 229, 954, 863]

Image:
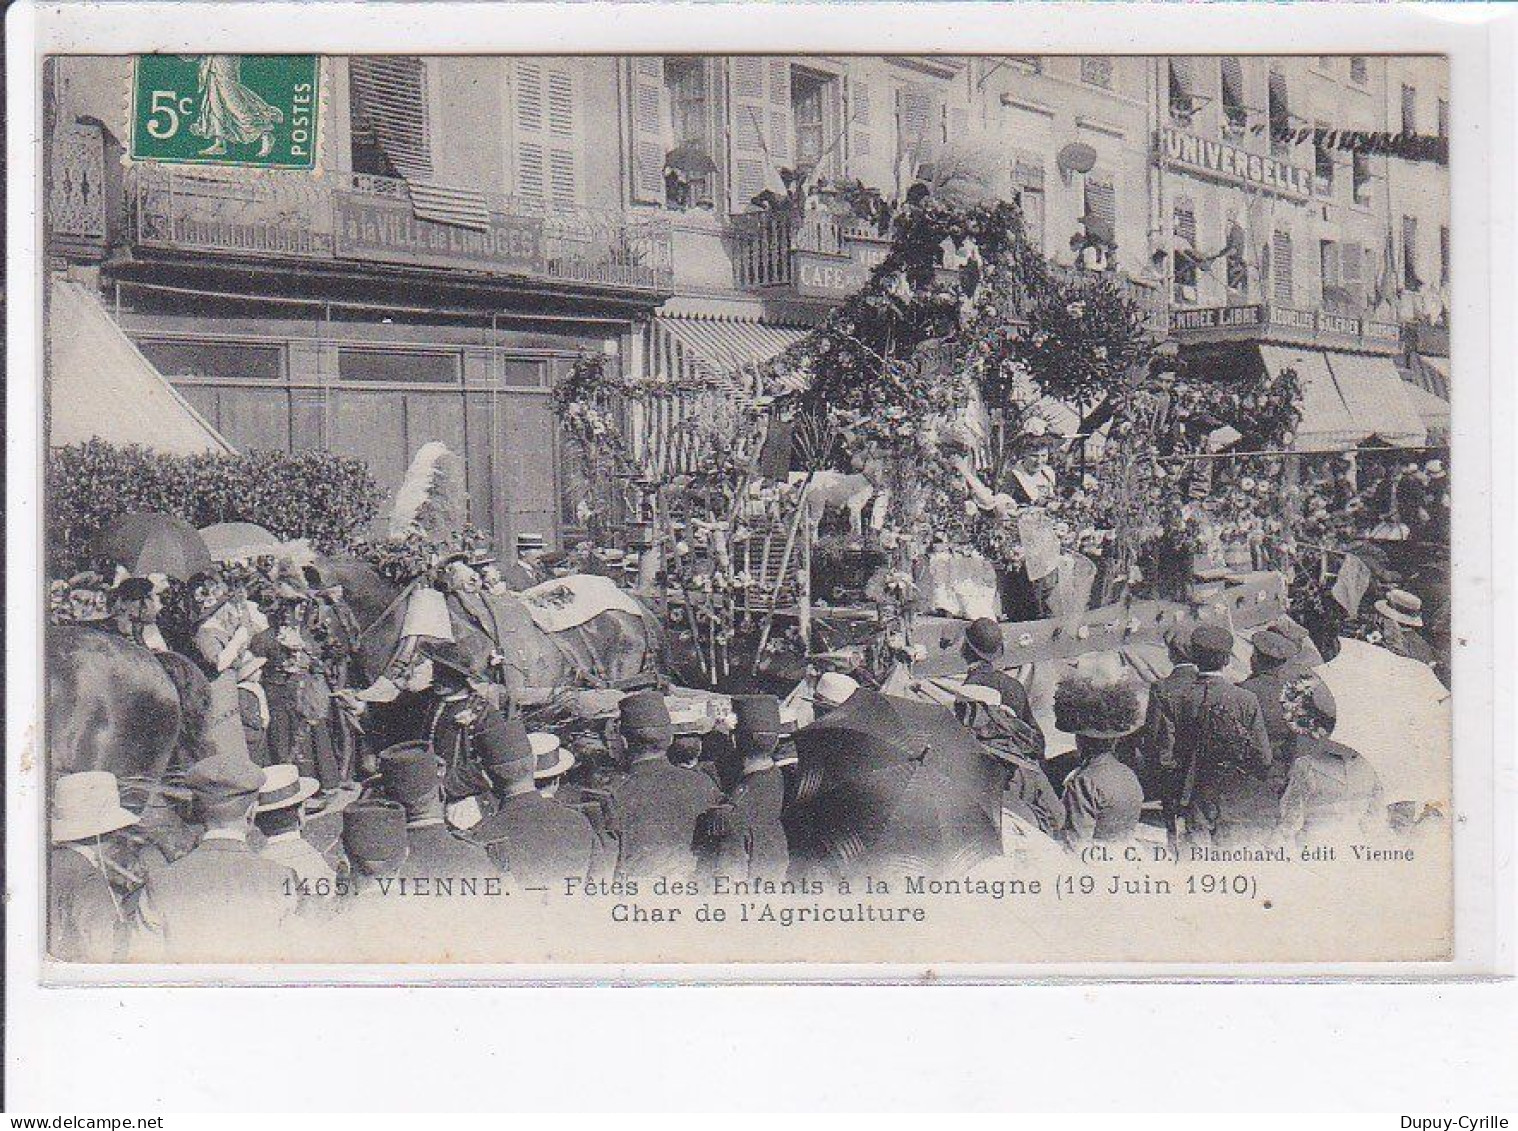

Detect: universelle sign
[1158, 126, 1312, 200]
[131, 55, 319, 169]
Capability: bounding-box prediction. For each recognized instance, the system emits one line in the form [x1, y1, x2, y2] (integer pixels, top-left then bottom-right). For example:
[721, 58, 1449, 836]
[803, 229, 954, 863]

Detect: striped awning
[407, 181, 490, 231]
[649, 315, 811, 395]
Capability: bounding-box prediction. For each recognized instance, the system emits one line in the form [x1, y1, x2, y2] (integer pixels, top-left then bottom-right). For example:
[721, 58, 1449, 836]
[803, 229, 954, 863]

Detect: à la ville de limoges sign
[333, 192, 546, 277]
[1157, 126, 1314, 201]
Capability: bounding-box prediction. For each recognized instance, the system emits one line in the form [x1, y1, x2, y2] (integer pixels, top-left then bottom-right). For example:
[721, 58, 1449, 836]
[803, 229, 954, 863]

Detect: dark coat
[1168, 673, 1277, 836]
[130, 836, 298, 959]
[608, 758, 720, 880]
[397, 820, 501, 882]
[718, 766, 790, 880]
[430, 699, 512, 803]
[1240, 668, 1311, 789]
[470, 791, 599, 886]
[965, 660, 1044, 757]
[49, 847, 125, 962]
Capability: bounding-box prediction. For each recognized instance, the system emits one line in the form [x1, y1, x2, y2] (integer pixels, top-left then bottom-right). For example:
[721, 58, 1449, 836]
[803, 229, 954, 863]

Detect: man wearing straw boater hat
[1373, 588, 1436, 668]
[607, 690, 721, 881]
[253, 764, 334, 887]
[131, 753, 299, 958]
[49, 771, 140, 962]
[468, 716, 599, 885]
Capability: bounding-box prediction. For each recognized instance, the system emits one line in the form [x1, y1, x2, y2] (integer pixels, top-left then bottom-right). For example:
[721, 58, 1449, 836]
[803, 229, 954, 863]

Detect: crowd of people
[47, 536, 1439, 962]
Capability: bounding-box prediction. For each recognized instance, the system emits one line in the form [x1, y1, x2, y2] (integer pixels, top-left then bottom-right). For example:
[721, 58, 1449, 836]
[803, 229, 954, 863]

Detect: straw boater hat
[255, 763, 320, 813]
[531, 732, 575, 781]
[1053, 654, 1149, 740]
[1375, 589, 1424, 628]
[50, 771, 139, 845]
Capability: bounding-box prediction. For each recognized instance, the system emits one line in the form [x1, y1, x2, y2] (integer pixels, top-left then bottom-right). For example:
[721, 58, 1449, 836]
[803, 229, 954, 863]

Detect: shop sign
[794, 251, 870, 297]
[1157, 127, 1313, 200]
[333, 192, 545, 276]
[1267, 306, 1317, 332]
[1318, 312, 1361, 336]
[1170, 305, 1264, 332]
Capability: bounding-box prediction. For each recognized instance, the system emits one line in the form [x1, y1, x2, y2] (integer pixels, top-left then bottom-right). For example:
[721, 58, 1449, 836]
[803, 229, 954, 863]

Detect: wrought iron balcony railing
[126, 164, 674, 294]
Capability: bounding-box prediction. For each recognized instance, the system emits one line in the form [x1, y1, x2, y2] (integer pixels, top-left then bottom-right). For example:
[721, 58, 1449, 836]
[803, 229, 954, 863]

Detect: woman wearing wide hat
[1052, 655, 1147, 847]
[1373, 588, 1436, 668]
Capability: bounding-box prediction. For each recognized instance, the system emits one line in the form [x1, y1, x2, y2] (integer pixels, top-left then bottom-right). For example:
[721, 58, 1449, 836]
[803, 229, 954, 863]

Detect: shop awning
[1258, 345, 1360, 451]
[1400, 380, 1451, 442]
[48, 276, 234, 456]
[1323, 352, 1427, 448]
[1405, 352, 1450, 400]
[649, 314, 811, 395]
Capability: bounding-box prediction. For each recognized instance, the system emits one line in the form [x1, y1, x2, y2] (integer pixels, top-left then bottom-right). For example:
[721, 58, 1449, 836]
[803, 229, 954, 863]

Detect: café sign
[1157, 127, 1313, 201]
[333, 192, 545, 277]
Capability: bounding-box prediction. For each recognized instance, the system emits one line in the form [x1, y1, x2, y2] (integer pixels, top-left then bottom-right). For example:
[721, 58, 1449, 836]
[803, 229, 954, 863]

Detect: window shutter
[1084, 175, 1116, 232]
[349, 56, 433, 179]
[896, 84, 940, 177]
[515, 61, 579, 207]
[1268, 68, 1290, 139]
[726, 57, 783, 211]
[1342, 242, 1364, 307]
[1012, 153, 1045, 251]
[1169, 58, 1196, 102]
[766, 59, 793, 168]
[1173, 197, 1197, 246]
[1320, 240, 1341, 289]
[627, 57, 667, 205]
[1272, 230, 1293, 304]
[847, 77, 874, 160]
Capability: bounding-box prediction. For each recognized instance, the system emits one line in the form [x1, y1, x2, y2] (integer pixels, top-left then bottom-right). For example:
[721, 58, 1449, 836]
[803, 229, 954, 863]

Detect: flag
[1331, 552, 1373, 618]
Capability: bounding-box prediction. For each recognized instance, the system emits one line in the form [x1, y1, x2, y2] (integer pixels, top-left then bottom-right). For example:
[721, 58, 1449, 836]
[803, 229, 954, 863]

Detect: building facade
[45, 53, 1450, 555]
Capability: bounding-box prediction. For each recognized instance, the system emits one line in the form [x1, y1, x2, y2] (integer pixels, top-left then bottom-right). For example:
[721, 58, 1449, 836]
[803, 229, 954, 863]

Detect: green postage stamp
[130, 54, 319, 169]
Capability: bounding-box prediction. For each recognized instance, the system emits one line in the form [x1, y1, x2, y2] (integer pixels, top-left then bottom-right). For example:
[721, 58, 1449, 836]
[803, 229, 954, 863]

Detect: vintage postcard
[34, 41, 1471, 971]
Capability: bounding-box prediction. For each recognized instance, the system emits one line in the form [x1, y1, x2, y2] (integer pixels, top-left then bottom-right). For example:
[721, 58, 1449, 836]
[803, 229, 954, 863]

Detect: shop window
[348, 56, 432, 180]
[1271, 230, 1293, 306]
[337, 348, 460, 384]
[1080, 57, 1113, 89]
[1401, 83, 1417, 135]
[501, 359, 549, 388]
[1352, 151, 1372, 205]
[137, 339, 285, 382]
[1268, 67, 1292, 157]
[1350, 57, 1368, 85]
[1313, 122, 1334, 195]
[1402, 215, 1421, 290]
[1011, 154, 1045, 254]
[1220, 57, 1248, 134]
[1168, 58, 1197, 125]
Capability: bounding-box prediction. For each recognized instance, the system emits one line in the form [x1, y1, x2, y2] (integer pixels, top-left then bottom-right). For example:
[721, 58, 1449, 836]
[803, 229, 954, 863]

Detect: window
[1319, 239, 1346, 312]
[1080, 57, 1113, 89]
[1314, 122, 1334, 195]
[1402, 215, 1421, 289]
[1224, 217, 1248, 296]
[1352, 151, 1372, 205]
[337, 348, 460, 384]
[137, 339, 285, 382]
[1401, 84, 1417, 135]
[1341, 242, 1365, 310]
[791, 67, 839, 175]
[1350, 56, 1368, 85]
[1439, 225, 1449, 287]
[1173, 198, 1198, 303]
[1083, 175, 1116, 238]
[1437, 98, 1449, 140]
[1268, 68, 1292, 156]
[515, 60, 579, 207]
[896, 84, 942, 180]
[1272, 230, 1293, 305]
[1220, 57, 1247, 134]
[664, 58, 714, 208]
[501, 359, 549, 388]
[348, 57, 431, 180]
[1168, 58, 1197, 125]
[1011, 153, 1045, 254]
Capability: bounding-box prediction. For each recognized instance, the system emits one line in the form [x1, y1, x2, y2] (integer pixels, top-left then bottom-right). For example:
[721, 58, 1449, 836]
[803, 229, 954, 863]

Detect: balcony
[123, 163, 674, 295]
[1169, 303, 1403, 355]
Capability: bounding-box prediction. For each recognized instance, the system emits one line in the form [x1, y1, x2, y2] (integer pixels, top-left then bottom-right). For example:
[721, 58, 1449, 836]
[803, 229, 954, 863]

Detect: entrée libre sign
[1158, 127, 1313, 200]
[333, 192, 545, 276]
